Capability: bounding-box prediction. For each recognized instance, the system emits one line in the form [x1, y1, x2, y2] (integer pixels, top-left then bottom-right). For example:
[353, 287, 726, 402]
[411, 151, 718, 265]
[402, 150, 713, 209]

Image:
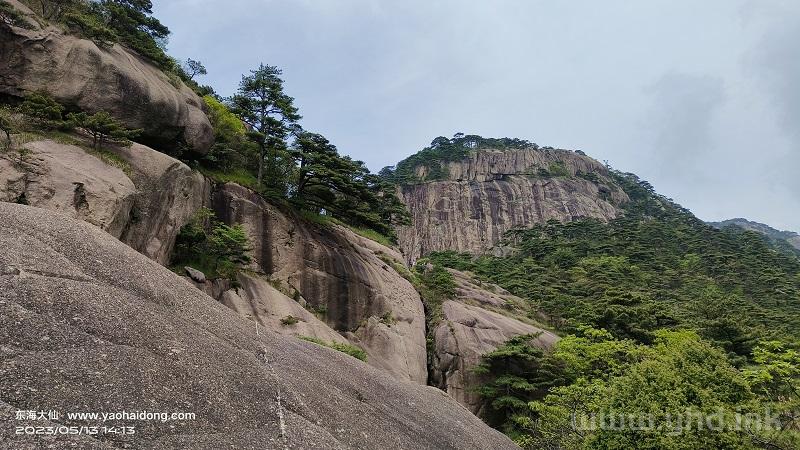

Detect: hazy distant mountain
[708, 218, 800, 252]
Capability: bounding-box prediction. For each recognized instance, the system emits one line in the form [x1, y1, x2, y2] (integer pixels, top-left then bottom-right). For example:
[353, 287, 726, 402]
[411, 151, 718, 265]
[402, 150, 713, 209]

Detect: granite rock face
[0, 203, 517, 449]
[0, 1, 213, 153]
[429, 269, 559, 415]
[217, 272, 352, 345]
[0, 139, 210, 266]
[0, 139, 136, 237]
[397, 147, 628, 262]
[212, 183, 428, 384]
[112, 143, 211, 264]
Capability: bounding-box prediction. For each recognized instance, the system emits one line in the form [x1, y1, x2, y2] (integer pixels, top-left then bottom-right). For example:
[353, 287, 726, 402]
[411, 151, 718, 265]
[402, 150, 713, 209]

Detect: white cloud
[153, 0, 800, 230]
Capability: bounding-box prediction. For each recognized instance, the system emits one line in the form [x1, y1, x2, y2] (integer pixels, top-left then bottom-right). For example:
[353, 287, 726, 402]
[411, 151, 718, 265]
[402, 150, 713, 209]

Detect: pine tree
[229, 64, 300, 192]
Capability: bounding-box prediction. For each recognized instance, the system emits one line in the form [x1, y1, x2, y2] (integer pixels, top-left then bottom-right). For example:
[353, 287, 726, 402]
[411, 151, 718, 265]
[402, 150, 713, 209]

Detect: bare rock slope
[213, 183, 428, 384]
[397, 147, 628, 262]
[0, 1, 213, 153]
[0, 203, 518, 449]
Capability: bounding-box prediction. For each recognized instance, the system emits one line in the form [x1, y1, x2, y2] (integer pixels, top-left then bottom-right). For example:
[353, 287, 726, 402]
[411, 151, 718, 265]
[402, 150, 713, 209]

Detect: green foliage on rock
[280, 315, 300, 326]
[298, 336, 368, 362]
[201, 95, 256, 172]
[289, 131, 409, 240]
[483, 329, 799, 449]
[1, 0, 34, 29]
[67, 110, 141, 149]
[18, 92, 66, 129]
[381, 134, 537, 183]
[427, 171, 800, 356]
[473, 333, 565, 432]
[62, 7, 116, 47]
[172, 207, 252, 281]
[0, 107, 14, 147]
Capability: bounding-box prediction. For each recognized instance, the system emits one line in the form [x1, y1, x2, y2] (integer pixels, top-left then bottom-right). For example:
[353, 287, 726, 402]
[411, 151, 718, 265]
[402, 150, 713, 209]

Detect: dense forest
[422, 170, 800, 448]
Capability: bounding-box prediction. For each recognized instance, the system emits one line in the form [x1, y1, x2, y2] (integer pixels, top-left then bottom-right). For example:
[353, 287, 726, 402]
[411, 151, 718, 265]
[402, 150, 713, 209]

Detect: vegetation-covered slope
[421, 170, 800, 449]
[709, 217, 800, 255]
[427, 171, 800, 358]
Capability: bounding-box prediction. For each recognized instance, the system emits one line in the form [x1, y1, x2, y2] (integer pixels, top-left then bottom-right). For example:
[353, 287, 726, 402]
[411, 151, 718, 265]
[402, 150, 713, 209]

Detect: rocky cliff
[112, 143, 211, 264]
[0, 138, 137, 236]
[0, 136, 428, 384]
[0, 137, 210, 265]
[0, 134, 568, 415]
[429, 269, 559, 415]
[0, 202, 517, 449]
[212, 183, 429, 384]
[0, 1, 213, 153]
[397, 147, 628, 262]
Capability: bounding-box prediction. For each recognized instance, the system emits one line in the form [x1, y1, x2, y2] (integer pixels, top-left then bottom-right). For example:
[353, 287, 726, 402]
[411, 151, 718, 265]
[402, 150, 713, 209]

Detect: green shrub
[577, 170, 600, 182]
[379, 311, 397, 326]
[172, 208, 252, 281]
[67, 111, 141, 149]
[0, 107, 14, 148]
[63, 10, 116, 47]
[18, 92, 65, 129]
[0, 1, 34, 29]
[298, 336, 368, 361]
[547, 161, 570, 177]
[280, 315, 300, 326]
[384, 134, 537, 183]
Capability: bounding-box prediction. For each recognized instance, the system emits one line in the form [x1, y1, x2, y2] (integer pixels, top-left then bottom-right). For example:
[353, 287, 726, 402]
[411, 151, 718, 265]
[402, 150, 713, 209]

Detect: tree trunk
[257, 145, 265, 187]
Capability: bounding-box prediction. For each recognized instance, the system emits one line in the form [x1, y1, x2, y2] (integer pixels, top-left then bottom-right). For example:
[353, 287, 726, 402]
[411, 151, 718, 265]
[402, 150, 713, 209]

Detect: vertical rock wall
[212, 183, 428, 384]
[397, 148, 628, 262]
[112, 143, 211, 265]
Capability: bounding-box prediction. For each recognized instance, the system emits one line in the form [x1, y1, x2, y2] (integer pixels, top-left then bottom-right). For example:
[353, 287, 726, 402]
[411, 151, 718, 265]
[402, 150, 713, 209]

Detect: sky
[153, 0, 800, 231]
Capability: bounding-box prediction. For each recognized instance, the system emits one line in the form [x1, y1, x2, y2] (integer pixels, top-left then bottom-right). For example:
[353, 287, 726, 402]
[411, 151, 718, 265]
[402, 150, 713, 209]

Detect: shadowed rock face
[397, 148, 628, 263]
[210, 272, 352, 345]
[212, 183, 428, 384]
[0, 203, 518, 449]
[0, 1, 213, 153]
[112, 143, 211, 264]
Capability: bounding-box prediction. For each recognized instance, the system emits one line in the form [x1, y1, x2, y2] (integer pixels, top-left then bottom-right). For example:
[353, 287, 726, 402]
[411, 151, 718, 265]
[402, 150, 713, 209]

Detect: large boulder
[111, 143, 211, 264]
[429, 270, 560, 416]
[0, 138, 210, 265]
[0, 202, 518, 449]
[397, 147, 628, 263]
[0, 139, 136, 237]
[0, 1, 213, 153]
[212, 183, 428, 384]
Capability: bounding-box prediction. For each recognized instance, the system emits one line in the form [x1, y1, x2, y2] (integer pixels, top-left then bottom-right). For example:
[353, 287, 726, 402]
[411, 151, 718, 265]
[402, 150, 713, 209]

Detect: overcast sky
[154, 0, 799, 231]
